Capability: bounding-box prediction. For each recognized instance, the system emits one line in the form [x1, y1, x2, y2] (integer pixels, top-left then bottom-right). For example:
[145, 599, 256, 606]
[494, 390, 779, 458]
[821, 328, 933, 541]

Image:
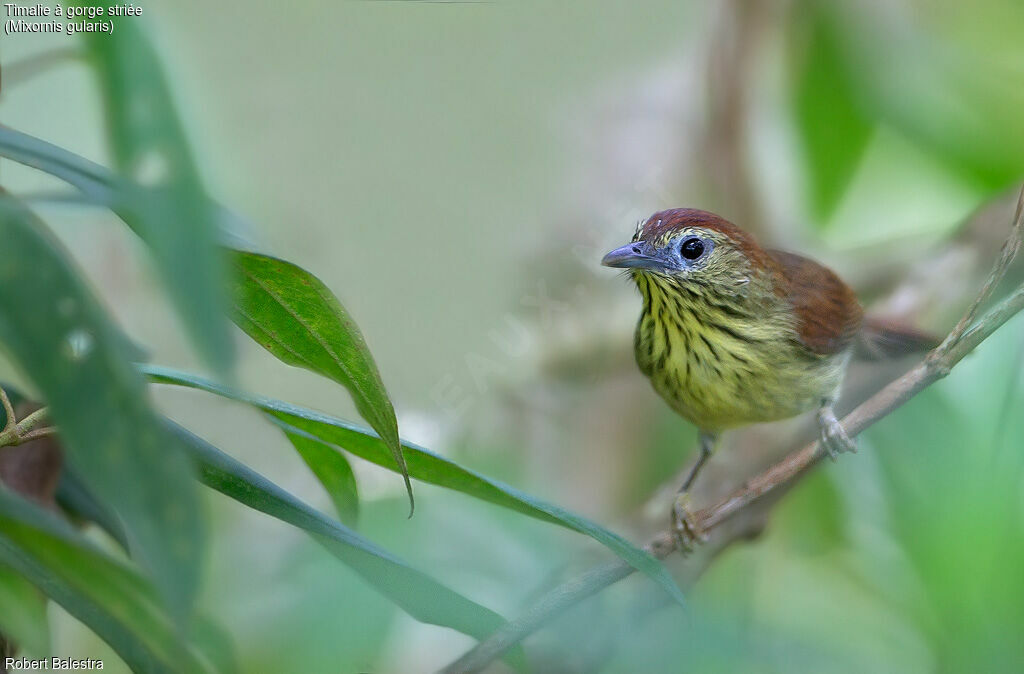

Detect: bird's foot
[817, 405, 856, 461]
[671, 492, 707, 554]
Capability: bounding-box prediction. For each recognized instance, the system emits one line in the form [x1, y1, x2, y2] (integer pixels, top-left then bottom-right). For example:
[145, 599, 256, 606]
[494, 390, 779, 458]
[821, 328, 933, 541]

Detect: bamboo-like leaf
[0, 199, 204, 620]
[282, 426, 360, 527]
[0, 489, 228, 674]
[147, 366, 687, 607]
[230, 251, 413, 513]
[168, 422, 525, 670]
[77, 3, 234, 374]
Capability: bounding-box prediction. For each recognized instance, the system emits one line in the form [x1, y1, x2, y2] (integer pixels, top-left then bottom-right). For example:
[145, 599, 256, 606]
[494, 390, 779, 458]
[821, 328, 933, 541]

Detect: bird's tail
[857, 317, 941, 360]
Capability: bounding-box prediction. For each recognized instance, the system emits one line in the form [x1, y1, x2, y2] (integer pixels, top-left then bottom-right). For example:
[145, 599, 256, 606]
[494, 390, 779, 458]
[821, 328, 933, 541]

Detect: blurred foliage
[868, 314, 1024, 671]
[791, 2, 873, 222]
[0, 488, 225, 673]
[791, 0, 1024, 243]
[78, 0, 234, 375]
[0, 562, 49, 657]
[0, 197, 205, 622]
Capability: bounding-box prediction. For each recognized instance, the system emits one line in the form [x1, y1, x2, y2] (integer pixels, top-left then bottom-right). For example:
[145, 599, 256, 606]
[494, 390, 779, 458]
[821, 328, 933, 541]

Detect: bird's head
[601, 208, 769, 292]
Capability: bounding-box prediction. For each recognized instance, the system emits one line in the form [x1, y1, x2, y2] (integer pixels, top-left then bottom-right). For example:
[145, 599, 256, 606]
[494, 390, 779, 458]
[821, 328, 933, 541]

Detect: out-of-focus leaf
[230, 251, 412, 512]
[0, 489, 227, 674]
[867, 315, 1024, 671]
[76, 2, 234, 375]
[0, 128, 250, 260]
[0, 128, 250, 308]
[0, 127, 112, 201]
[0, 198, 204, 620]
[167, 422, 525, 670]
[55, 470, 129, 551]
[281, 426, 360, 527]
[791, 3, 874, 222]
[771, 470, 845, 556]
[0, 562, 49, 656]
[797, 0, 1024, 197]
[147, 366, 687, 607]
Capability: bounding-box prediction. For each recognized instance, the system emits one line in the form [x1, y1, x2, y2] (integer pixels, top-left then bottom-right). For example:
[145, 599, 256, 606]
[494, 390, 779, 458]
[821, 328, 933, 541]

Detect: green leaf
[865, 315, 1024, 671]
[791, 3, 874, 222]
[0, 562, 49, 657]
[168, 422, 525, 670]
[230, 251, 412, 513]
[147, 365, 687, 607]
[77, 4, 234, 375]
[281, 425, 360, 527]
[792, 0, 1024, 206]
[0, 198, 204, 620]
[0, 489, 228, 674]
[55, 470, 129, 551]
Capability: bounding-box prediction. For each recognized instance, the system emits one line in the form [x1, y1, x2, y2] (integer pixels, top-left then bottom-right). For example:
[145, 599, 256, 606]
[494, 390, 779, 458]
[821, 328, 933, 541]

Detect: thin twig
[943, 186, 1024, 349]
[441, 186, 1024, 674]
[12, 407, 49, 435]
[0, 401, 54, 448]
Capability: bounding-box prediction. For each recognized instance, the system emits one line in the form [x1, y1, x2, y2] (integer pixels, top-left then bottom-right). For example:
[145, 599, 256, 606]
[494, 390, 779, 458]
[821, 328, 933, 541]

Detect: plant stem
[0, 390, 54, 447]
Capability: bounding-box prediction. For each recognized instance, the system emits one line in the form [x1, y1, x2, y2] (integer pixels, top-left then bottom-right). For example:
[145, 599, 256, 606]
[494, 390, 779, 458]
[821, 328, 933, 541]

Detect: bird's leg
[817, 399, 856, 461]
[671, 431, 716, 552]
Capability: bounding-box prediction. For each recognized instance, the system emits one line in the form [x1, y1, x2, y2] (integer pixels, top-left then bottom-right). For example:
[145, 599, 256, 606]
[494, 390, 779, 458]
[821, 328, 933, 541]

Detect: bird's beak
[601, 243, 665, 271]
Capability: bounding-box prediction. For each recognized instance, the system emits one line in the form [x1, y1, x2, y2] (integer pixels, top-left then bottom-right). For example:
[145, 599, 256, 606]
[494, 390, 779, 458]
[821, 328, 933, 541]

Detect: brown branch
[440, 185, 1024, 674]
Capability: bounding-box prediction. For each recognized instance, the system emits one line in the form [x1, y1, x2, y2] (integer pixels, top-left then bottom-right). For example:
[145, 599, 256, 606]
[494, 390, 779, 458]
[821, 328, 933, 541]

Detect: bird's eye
[679, 237, 705, 260]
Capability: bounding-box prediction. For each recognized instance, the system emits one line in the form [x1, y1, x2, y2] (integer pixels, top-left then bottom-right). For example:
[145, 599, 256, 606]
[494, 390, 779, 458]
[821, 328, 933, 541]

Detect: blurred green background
[3, 0, 1024, 671]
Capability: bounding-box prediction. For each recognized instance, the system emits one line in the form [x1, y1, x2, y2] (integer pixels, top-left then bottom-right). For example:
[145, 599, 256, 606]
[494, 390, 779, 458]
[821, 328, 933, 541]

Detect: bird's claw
[818, 409, 856, 461]
[671, 492, 707, 554]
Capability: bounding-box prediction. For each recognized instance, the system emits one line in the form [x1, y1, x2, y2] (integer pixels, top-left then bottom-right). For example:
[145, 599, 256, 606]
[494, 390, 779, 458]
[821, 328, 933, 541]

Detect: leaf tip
[404, 473, 415, 518]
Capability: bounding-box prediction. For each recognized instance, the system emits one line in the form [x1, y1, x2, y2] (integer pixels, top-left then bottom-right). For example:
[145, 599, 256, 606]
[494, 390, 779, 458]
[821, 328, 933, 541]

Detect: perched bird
[602, 208, 933, 545]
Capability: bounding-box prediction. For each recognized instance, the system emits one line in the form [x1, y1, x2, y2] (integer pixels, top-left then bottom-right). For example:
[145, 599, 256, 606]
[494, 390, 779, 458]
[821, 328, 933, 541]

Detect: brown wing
[768, 250, 863, 356]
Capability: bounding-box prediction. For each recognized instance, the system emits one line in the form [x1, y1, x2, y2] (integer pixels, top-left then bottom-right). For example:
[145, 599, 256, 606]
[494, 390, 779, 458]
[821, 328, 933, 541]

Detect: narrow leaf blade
[148, 365, 686, 607]
[281, 425, 360, 527]
[169, 422, 525, 669]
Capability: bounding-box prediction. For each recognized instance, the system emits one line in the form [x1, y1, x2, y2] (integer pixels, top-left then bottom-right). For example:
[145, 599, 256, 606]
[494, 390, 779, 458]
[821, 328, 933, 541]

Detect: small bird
[602, 208, 933, 545]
